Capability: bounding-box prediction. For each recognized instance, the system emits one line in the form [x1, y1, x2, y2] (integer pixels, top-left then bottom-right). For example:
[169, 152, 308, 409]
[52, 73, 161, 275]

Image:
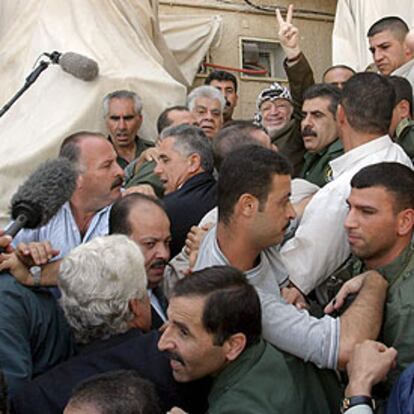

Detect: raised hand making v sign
[276, 4, 302, 63]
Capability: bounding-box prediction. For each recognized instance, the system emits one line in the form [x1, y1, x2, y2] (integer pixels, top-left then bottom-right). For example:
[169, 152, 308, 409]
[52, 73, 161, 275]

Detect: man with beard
[109, 193, 172, 329]
[255, 5, 314, 176]
[104, 90, 154, 169]
[299, 83, 343, 187]
[205, 71, 238, 124]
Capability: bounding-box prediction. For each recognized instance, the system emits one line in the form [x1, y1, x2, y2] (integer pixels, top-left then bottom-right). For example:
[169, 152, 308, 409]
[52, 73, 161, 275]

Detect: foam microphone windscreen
[59, 52, 99, 81]
[9, 157, 78, 234]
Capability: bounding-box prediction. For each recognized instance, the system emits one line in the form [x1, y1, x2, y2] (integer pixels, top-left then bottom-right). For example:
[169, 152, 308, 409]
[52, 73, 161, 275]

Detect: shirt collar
[329, 135, 392, 179]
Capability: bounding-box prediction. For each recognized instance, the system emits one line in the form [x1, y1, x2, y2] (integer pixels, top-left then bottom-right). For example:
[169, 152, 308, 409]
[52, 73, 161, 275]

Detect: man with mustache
[10, 131, 125, 287]
[104, 90, 154, 169]
[109, 193, 172, 329]
[159, 266, 342, 413]
[299, 83, 344, 187]
[255, 5, 314, 177]
[205, 70, 238, 124]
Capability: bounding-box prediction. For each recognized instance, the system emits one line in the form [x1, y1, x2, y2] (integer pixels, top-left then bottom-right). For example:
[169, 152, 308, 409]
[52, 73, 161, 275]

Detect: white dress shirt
[281, 135, 413, 294]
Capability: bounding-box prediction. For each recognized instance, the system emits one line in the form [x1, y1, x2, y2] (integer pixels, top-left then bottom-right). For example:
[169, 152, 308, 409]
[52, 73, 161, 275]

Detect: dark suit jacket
[163, 172, 217, 257]
[11, 330, 209, 414]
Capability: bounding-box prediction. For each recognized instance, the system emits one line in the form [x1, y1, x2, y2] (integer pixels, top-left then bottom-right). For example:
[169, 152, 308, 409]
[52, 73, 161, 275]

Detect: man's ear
[188, 153, 202, 173]
[398, 100, 411, 120]
[397, 208, 414, 237]
[223, 333, 247, 362]
[337, 104, 346, 126]
[236, 193, 259, 219]
[128, 297, 151, 332]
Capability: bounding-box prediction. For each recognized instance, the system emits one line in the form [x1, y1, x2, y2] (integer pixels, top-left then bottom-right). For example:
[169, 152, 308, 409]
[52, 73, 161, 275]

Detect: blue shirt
[12, 202, 111, 258]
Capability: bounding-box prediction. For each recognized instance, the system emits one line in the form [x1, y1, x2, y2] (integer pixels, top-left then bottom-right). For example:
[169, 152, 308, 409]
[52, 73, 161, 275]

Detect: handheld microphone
[45, 51, 99, 81]
[3, 157, 78, 244]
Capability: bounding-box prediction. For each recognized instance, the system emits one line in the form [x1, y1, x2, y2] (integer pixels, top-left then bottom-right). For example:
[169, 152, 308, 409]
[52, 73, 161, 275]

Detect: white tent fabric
[0, 0, 221, 225]
[160, 14, 223, 85]
[333, 0, 414, 71]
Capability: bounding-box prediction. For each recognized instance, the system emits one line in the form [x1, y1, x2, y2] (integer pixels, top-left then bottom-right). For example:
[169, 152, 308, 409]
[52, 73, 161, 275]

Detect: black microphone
[3, 157, 78, 242]
[45, 51, 99, 81]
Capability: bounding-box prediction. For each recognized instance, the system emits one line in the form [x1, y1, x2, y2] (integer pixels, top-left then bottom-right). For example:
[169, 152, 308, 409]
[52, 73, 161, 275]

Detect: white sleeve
[280, 184, 351, 294]
[259, 290, 340, 369]
[345, 406, 373, 414]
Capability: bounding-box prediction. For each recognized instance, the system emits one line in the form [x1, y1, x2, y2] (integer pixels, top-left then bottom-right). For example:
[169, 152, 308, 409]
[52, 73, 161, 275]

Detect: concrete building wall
[159, 0, 337, 120]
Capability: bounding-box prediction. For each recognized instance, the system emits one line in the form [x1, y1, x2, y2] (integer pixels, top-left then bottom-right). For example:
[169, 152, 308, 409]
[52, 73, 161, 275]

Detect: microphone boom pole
[0, 60, 50, 119]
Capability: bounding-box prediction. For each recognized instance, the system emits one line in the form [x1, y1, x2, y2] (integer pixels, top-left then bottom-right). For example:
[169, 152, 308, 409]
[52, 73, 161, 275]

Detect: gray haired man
[187, 85, 225, 140]
[104, 90, 154, 169]
[154, 124, 217, 256]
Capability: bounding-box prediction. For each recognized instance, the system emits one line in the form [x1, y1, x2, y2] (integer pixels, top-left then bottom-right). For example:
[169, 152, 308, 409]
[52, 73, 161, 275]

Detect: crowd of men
[1, 4, 414, 414]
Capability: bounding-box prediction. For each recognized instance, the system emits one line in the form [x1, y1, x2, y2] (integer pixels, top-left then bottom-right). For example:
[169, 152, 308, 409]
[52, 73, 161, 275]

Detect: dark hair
[59, 131, 105, 166]
[367, 16, 409, 41]
[388, 76, 413, 117]
[156, 105, 189, 135]
[340, 73, 395, 135]
[67, 370, 162, 414]
[218, 145, 292, 225]
[172, 266, 261, 347]
[351, 162, 414, 212]
[109, 193, 166, 236]
[213, 120, 268, 169]
[205, 70, 238, 92]
[322, 64, 356, 80]
[303, 83, 342, 117]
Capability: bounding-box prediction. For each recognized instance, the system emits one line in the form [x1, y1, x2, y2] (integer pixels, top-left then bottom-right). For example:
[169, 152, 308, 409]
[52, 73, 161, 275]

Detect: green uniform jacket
[336, 242, 414, 395]
[396, 118, 414, 162]
[109, 136, 154, 170]
[300, 138, 344, 187]
[208, 339, 341, 413]
[124, 160, 164, 198]
[272, 54, 314, 177]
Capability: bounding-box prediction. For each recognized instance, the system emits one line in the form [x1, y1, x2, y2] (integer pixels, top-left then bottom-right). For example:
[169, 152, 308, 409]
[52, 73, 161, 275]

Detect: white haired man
[187, 85, 225, 140]
[58, 235, 151, 345]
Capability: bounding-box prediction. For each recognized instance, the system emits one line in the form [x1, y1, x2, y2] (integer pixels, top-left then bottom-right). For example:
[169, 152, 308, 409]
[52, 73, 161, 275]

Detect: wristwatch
[29, 266, 42, 288]
[341, 396, 375, 413]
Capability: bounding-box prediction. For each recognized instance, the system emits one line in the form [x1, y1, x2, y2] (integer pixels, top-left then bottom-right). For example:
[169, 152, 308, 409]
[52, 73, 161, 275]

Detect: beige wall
[159, 0, 337, 120]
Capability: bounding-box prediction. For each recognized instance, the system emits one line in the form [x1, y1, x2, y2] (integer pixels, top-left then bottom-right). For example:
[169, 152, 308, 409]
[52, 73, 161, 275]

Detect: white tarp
[0, 0, 221, 225]
[333, 0, 414, 71]
[160, 14, 223, 85]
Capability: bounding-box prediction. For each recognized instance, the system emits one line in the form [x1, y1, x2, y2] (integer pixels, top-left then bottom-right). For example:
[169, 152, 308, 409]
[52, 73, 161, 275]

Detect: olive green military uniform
[300, 138, 344, 187]
[332, 242, 414, 394]
[208, 339, 342, 414]
[109, 136, 154, 169]
[396, 118, 414, 161]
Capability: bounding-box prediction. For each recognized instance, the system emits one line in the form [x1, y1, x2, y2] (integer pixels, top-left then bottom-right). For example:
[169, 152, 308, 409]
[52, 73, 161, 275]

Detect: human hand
[281, 285, 309, 310]
[275, 4, 301, 59]
[0, 230, 14, 259]
[16, 241, 59, 267]
[324, 273, 366, 314]
[167, 408, 188, 414]
[346, 340, 397, 397]
[134, 147, 159, 173]
[185, 224, 212, 269]
[123, 184, 157, 198]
